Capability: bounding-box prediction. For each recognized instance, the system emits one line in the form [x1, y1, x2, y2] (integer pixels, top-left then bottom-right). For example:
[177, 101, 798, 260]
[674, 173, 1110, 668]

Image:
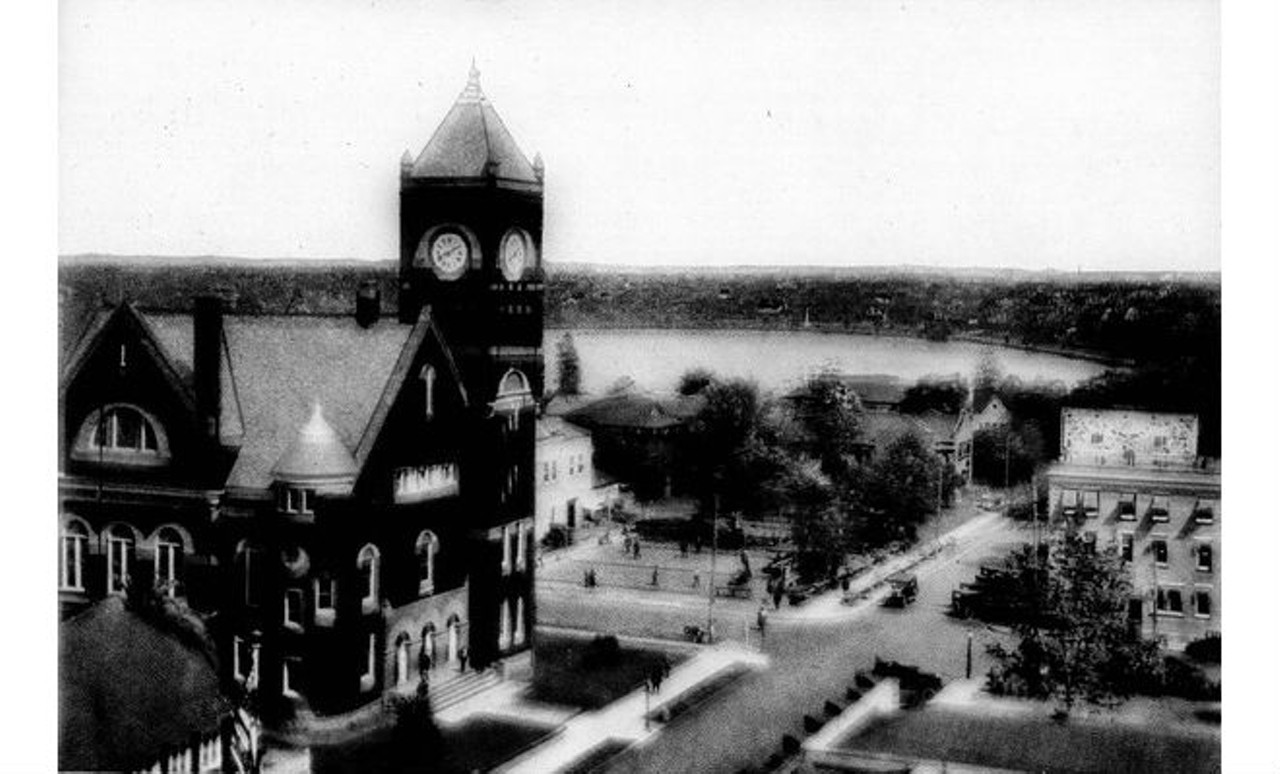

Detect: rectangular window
[61, 533, 86, 591]
[284, 588, 304, 628]
[314, 576, 336, 626]
[1152, 539, 1168, 566]
[360, 633, 376, 690]
[1153, 435, 1168, 451]
[1082, 531, 1097, 552]
[501, 525, 512, 574]
[1194, 591, 1212, 618]
[1120, 533, 1134, 562]
[283, 658, 301, 697]
[1196, 543, 1213, 572]
[1060, 489, 1079, 518]
[107, 535, 132, 594]
[1194, 505, 1215, 524]
[1090, 433, 1104, 445]
[516, 523, 527, 571]
[1149, 495, 1170, 522]
[1080, 491, 1099, 518]
[1117, 494, 1137, 521]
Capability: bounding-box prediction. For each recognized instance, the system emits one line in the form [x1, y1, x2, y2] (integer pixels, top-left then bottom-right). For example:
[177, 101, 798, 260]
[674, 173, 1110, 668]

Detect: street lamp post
[706, 491, 719, 642]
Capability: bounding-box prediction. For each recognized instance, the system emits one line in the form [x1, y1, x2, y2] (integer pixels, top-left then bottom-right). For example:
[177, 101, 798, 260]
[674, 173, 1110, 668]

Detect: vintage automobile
[882, 572, 919, 607]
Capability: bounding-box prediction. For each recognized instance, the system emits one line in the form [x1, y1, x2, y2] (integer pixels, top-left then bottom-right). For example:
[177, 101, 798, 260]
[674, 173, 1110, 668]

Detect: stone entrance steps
[430, 668, 502, 713]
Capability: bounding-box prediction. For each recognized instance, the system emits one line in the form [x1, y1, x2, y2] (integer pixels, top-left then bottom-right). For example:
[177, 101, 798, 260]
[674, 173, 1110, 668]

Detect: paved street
[537, 511, 1029, 774]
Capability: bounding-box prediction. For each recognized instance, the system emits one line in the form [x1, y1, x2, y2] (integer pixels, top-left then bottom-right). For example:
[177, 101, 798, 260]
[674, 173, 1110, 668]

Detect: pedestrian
[458, 646, 469, 673]
[679, 539, 688, 558]
[633, 539, 642, 560]
[651, 565, 660, 587]
[623, 533, 633, 557]
[772, 585, 783, 610]
[757, 603, 768, 634]
[692, 573, 701, 589]
[583, 568, 591, 587]
[588, 568, 597, 587]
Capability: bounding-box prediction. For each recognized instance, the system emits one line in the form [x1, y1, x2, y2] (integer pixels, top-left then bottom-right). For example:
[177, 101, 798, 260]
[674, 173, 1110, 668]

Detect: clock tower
[399, 63, 544, 669]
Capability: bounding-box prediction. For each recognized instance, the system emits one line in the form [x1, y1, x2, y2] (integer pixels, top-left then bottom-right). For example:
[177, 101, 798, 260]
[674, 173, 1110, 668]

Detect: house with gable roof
[58, 64, 545, 726]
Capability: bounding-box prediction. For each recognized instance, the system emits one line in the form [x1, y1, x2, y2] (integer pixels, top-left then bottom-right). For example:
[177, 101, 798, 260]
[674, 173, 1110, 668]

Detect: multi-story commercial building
[1045, 408, 1220, 646]
[58, 64, 544, 723]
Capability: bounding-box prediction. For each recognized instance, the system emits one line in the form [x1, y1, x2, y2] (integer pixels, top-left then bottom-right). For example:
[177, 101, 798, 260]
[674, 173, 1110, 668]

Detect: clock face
[501, 232, 527, 281]
[430, 232, 469, 279]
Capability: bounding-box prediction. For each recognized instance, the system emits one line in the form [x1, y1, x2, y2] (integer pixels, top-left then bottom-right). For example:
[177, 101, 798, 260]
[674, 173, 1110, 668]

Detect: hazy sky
[59, 0, 1219, 270]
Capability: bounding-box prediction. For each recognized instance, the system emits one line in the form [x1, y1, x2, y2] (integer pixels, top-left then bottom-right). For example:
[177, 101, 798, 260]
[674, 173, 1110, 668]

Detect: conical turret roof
[271, 402, 358, 486]
[407, 62, 540, 184]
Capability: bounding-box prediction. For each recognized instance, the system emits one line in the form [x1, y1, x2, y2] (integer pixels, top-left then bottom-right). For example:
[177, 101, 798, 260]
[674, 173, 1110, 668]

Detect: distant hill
[58, 256, 1220, 368]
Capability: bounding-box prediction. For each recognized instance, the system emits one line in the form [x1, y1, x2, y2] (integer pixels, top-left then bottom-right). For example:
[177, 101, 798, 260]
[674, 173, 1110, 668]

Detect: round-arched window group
[59, 517, 190, 597]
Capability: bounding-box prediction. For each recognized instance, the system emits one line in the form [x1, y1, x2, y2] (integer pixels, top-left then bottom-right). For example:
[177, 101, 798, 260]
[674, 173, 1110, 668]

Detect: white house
[535, 416, 614, 541]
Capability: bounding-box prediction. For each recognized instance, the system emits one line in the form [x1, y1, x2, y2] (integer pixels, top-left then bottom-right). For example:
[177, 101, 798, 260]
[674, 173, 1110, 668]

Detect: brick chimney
[193, 295, 223, 440]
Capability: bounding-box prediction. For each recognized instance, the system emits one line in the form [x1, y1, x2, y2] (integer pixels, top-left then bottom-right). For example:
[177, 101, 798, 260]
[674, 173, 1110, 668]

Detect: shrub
[1185, 633, 1221, 664]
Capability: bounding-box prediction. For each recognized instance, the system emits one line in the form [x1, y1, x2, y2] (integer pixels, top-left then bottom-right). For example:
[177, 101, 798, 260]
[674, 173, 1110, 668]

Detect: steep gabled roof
[147, 313, 414, 491]
[407, 63, 539, 184]
[60, 597, 227, 772]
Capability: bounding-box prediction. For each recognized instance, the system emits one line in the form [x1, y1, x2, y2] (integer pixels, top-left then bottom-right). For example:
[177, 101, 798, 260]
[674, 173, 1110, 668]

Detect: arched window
[60, 519, 90, 591]
[358, 544, 380, 611]
[360, 632, 377, 691]
[153, 527, 185, 597]
[498, 598, 511, 650]
[420, 365, 437, 420]
[395, 633, 411, 686]
[446, 615, 460, 664]
[105, 524, 135, 594]
[416, 531, 439, 595]
[420, 623, 437, 674]
[74, 404, 170, 464]
[236, 541, 264, 606]
[514, 596, 526, 646]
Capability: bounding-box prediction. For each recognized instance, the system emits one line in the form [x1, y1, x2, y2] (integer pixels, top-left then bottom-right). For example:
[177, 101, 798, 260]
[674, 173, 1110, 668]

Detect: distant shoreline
[547, 322, 1132, 371]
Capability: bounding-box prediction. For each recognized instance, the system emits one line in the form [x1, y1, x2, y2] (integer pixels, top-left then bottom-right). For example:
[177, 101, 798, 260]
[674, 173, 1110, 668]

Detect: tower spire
[460, 58, 484, 103]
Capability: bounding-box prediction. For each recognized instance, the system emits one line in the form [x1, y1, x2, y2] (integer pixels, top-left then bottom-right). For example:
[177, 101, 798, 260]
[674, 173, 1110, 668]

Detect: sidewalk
[772, 510, 1004, 623]
[493, 642, 769, 774]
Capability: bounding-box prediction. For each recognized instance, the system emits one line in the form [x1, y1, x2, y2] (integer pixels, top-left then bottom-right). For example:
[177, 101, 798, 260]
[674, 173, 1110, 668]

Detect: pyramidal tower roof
[407, 62, 540, 184]
[271, 402, 358, 488]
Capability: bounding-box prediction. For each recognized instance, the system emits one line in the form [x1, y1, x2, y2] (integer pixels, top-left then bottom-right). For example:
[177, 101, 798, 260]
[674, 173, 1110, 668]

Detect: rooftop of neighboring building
[536, 415, 592, 443]
[561, 390, 706, 431]
[60, 596, 229, 773]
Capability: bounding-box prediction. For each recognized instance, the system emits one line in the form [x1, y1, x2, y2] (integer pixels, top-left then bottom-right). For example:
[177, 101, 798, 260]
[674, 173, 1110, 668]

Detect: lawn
[309, 714, 555, 774]
[531, 632, 688, 710]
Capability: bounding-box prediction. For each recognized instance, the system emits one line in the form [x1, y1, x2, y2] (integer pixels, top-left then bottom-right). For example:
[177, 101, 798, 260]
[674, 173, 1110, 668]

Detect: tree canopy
[555, 332, 581, 396]
[986, 535, 1162, 713]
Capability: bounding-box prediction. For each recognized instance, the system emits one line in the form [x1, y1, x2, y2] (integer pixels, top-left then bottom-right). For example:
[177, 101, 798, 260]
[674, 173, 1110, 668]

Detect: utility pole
[1003, 430, 1011, 491]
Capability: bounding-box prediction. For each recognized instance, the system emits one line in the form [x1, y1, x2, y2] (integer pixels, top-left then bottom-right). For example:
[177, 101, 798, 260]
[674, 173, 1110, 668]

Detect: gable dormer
[60, 302, 236, 487]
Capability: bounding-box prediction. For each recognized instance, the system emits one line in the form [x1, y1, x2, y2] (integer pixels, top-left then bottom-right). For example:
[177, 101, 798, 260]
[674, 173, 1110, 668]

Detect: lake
[546, 328, 1113, 396]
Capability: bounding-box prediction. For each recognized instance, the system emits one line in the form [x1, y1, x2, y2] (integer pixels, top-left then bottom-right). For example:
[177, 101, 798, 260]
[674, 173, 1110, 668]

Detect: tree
[686, 378, 767, 517]
[791, 370, 862, 479]
[677, 367, 716, 396]
[900, 376, 967, 415]
[986, 535, 1162, 714]
[973, 348, 1003, 408]
[971, 424, 1042, 487]
[555, 332, 581, 395]
[859, 432, 942, 545]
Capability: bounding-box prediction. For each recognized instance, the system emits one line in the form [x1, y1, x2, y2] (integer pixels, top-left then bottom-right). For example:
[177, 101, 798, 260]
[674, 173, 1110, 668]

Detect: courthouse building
[58, 65, 544, 722]
[1045, 408, 1220, 646]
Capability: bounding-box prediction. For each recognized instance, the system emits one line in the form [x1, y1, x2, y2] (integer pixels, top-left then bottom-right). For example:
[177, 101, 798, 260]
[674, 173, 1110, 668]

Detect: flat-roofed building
[1045, 408, 1219, 646]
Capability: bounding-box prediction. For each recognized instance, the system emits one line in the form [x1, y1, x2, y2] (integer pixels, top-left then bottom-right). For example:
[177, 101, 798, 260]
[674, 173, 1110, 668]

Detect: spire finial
[460, 58, 484, 103]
